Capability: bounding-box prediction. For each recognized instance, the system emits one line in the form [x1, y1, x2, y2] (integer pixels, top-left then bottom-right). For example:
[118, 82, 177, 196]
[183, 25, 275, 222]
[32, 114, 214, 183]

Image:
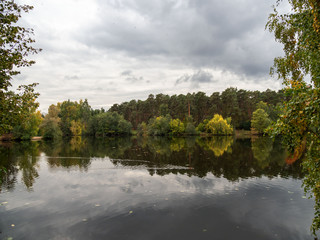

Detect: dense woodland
[35, 87, 285, 139]
[109, 87, 285, 129]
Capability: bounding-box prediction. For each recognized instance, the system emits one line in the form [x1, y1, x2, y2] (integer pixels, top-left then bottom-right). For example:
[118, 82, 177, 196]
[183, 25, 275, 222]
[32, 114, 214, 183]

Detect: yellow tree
[205, 114, 233, 135]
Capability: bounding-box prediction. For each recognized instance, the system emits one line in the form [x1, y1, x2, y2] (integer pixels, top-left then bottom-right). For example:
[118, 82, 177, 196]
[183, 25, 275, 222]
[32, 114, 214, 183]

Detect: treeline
[38, 88, 284, 139]
[40, 99, 132, 139]
[109, 87, 285, 130]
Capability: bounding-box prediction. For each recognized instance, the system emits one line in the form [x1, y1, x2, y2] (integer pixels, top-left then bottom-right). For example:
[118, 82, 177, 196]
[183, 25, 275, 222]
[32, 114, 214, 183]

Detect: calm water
[0, 136, 315, 240]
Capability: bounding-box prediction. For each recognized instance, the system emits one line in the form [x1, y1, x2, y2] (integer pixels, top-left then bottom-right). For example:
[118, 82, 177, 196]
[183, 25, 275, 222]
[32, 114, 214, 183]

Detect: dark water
[0, 136, 315, 240]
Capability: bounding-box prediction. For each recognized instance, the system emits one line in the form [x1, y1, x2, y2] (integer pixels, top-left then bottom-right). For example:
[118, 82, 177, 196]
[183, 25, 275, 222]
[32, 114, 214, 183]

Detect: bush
[205, 114, 233, 135]
[185, 122, 197, 135]
[137, 122, 148, 136]
[40, 117, 62, 140]
[147, 115, 171, 136]
[169, 119, 185, 136]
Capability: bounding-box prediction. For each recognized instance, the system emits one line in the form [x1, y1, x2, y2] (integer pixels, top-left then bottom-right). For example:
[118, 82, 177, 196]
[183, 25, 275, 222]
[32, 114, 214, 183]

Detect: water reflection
[0, 141, 40, 191]
[197, 136, 233, 157]
[0, 137, 315, 239]
[0, 136, 302, 191]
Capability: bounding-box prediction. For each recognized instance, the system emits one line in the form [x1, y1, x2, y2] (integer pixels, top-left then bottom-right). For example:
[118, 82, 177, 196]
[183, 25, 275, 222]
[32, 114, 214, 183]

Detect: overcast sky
[14, 0, 287, 112]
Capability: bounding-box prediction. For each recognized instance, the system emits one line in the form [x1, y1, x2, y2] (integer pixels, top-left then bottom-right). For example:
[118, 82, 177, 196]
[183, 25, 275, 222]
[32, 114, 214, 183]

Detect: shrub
[205, 114, 233, 135]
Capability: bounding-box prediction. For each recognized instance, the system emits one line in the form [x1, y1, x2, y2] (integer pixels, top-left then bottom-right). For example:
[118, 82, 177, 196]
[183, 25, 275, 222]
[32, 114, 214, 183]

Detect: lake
[0, 136, 316, 239]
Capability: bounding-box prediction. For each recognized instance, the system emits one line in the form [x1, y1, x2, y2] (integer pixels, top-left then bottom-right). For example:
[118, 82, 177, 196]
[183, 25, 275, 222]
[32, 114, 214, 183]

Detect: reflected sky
[0, 137, 315, 239]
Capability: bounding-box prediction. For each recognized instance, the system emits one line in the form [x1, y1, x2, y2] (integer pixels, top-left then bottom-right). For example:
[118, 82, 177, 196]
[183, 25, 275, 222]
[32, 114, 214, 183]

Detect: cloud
[14, 0, 286, 112]
[121, 70, 132, 76]
[79, 0, 282, 78]
[120, 70, 144, 83]
[64, 75, 79, 80]
[176, 70, 215, 88]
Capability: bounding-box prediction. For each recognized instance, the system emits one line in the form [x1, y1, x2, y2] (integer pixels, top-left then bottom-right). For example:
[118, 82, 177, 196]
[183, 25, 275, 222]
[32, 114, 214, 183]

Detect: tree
[147, 115, 171, 136]
[251, 109, 271, 134]
[0, 84, 40, 137]
[169, 118, 185, 136]
[0, 1, 41, 136]
[88, 112, 132, 136]
[40, 104, 62, 140]
[267, 0, 320, 234]
[137, 122, 148, 136]
[0, 1, 40, 90]
[205, 114, 233, 135]
[12, 110, 42, 140]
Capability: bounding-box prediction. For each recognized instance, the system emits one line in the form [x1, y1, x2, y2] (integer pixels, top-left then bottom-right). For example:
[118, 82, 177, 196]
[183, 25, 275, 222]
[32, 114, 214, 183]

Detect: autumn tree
[204, 114, 233, 135]
[1, 84, 40, 139]
[0, 1, 41, 136]
[169, 118, 185, 136]
[267, 0, 320, 234]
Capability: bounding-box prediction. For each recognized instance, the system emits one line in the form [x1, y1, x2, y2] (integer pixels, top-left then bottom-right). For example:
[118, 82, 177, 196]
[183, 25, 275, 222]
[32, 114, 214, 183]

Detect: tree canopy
[0, 1, 40, 90]
[0, 1, 41, 138]
[251, 109, 271, 134]
[109, 88, 285, 130]
[267, 0, 320, 235]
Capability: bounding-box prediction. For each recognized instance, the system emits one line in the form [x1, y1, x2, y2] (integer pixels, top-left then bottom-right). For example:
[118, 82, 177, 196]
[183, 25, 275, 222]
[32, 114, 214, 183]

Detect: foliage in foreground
[0, 1, 41, 139]
[267, 0, 320, 235]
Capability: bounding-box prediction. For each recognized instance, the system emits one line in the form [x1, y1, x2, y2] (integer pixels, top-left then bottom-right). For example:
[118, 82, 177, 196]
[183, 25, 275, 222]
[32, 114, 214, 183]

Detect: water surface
[0, 137, 315, 239]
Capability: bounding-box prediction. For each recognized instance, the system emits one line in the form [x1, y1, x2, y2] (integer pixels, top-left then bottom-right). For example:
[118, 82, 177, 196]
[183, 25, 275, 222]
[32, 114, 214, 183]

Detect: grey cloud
[64, 75, 79, 80]
[121, 70, 132, 76]
[78, 0, 282, 78]
[120, 70, 144, 83]
[125, 76, 144, 83]
[176, 70, 215, 88]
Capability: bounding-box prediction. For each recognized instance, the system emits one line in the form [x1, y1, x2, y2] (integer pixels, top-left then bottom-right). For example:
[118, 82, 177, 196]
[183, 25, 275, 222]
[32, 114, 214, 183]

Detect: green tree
[0, 1, 40, 136]
[267, 0, 320, 234]
[88, 112, 132, 136]
[220, 88, 240, 128]
[147, 115, 171, 136]
[256, 101, 269, 113]
[1, 84, 40, 138]
[12, 110, 42, 140]
[251, 109, 271, 134]
[0, 1, 40, 90]
[137, 122, 148, 136]
[40, 105, 62, 140]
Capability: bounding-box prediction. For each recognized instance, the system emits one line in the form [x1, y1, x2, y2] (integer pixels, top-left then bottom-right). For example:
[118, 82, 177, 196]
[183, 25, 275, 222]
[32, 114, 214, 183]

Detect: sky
[14, 0, 288, 112]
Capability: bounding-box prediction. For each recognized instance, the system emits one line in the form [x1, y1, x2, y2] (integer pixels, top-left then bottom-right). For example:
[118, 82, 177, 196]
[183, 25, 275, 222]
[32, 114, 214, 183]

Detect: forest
[11, 87, 284, 140]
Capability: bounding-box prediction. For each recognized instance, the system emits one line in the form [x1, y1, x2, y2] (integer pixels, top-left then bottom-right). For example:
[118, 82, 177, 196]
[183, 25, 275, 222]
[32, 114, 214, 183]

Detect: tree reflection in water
[251, 137, 273, 169]
[0, 141, 41, 191]
[197, 136, 233, 157]
[0, 136, 303, 192]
